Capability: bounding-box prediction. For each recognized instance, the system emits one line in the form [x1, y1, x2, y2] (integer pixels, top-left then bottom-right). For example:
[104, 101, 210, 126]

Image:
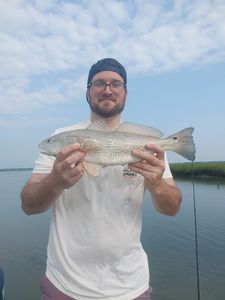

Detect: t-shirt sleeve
[162, 152, 173, 179]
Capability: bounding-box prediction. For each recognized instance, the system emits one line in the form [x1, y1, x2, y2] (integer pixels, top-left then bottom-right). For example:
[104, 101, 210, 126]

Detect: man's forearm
[148, 179, 182, 216]
[21, 174, 64, 215]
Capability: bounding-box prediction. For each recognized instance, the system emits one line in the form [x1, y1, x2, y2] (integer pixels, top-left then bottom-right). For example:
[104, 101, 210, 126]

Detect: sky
[0, 0, 225, 168]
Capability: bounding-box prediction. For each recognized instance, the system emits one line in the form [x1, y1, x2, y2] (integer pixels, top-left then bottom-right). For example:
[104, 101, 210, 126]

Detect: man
[21, 58, 182, 300]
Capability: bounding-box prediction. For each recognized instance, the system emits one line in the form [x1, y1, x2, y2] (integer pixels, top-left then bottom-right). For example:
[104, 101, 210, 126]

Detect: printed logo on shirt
[123, 165, 137, 177]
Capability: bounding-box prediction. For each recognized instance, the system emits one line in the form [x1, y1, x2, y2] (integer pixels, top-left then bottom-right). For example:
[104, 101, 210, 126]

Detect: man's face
[86, 71, 127, 118]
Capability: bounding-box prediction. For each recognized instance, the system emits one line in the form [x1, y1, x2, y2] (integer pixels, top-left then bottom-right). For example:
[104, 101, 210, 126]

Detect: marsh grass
[170, 161, 225, 179]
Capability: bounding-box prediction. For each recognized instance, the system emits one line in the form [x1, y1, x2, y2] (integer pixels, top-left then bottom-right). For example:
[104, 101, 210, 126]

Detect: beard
[88, 97, 126, 118]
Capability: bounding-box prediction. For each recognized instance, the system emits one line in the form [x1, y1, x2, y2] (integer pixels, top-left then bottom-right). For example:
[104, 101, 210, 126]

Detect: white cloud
[0, 0, 225, 115]
[35, 0, 56, 12]
[0, 76, 67, 114]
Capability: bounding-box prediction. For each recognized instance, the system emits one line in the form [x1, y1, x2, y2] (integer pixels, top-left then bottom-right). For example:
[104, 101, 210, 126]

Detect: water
[0, 171, 50, 300]
[0, 171, 225, 300]
[142, 178, 225, 300]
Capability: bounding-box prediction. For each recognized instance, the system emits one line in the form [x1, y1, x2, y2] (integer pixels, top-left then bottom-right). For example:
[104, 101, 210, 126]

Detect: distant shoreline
[0, 168, 32, 172]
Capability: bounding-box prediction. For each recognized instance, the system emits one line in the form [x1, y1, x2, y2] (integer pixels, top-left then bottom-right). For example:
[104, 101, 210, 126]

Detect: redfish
[39, 120, 196, 176]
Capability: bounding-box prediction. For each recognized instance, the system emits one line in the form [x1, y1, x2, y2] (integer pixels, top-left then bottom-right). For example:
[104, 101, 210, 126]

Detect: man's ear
[86, 90, 90, 103]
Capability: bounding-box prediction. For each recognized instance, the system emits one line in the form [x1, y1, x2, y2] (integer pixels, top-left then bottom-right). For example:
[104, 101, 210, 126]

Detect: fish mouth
[40, 149, 55, 156]
[40, 149, 49, 154]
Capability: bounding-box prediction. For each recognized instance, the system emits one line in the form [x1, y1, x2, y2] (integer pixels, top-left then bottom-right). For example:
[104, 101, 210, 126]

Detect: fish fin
[83, 161, 99, 177]
[116, 122, 163, 137]
[87, 120, 110, 131]
[167, 127, 196, 161]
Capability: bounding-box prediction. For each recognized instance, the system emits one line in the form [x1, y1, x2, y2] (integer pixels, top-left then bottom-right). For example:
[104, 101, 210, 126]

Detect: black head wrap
[87, 58, 127, 86]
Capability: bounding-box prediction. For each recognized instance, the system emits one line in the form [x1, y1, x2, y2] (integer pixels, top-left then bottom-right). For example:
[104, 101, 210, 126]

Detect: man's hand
[50, 143, 86, 190]
[21, 143, 86, 215]
[128, 144, 165, 190]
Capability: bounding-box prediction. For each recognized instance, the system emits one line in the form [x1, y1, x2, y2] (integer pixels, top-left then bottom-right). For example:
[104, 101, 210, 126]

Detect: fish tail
[167, 127, 196, 161]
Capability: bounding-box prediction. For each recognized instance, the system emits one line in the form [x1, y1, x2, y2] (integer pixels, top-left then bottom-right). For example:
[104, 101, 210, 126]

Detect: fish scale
[78, 130, 149, 165]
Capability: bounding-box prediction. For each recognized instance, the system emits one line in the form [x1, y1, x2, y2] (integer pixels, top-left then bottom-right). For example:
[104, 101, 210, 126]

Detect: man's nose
[104, 83, 113, 93]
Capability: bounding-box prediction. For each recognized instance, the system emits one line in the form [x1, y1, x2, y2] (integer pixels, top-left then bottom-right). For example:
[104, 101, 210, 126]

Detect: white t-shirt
[33, 121, 172, 300]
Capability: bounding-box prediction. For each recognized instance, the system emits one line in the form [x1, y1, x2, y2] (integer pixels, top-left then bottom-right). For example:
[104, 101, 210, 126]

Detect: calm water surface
[0, 171, 224, 300]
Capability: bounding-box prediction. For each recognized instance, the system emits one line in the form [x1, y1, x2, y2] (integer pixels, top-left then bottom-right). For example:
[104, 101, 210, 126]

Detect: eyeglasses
[88, 79, 126, 93]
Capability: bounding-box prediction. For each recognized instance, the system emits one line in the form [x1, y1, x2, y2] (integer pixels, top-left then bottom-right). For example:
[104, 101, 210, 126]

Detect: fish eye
[47, 138, 51, 143]
[173, 136, 178, 140]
